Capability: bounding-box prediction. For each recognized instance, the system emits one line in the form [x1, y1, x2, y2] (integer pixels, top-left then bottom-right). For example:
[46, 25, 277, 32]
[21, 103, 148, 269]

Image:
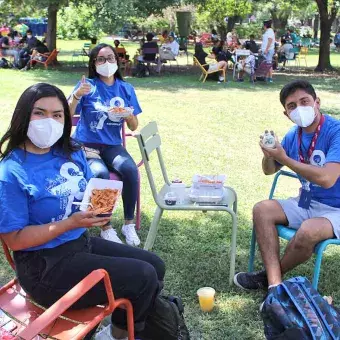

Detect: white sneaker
[95, 324, 127, 340]
[122, 224, 140, 246]
[219, 76, 225, 82]
[100, 228, 123, 244]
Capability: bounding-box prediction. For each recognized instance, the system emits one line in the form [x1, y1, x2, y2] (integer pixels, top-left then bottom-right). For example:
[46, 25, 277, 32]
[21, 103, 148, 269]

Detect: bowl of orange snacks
[78, 178, 123, 217]
[107, 106, 133, 121]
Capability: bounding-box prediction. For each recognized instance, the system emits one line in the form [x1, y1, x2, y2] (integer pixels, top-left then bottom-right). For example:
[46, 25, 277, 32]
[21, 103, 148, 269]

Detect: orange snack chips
[88, 188, 119, 214]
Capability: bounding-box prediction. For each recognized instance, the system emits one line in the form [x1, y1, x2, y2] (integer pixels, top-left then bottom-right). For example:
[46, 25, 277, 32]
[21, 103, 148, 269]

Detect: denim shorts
[264, 49, 274, 63]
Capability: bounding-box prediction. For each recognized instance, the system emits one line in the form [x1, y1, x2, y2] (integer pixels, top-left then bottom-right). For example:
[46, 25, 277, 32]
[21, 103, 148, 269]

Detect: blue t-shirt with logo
[281, 114, 340, 208]
[72, 78, 142, 146]
[0, 147, 92, 251]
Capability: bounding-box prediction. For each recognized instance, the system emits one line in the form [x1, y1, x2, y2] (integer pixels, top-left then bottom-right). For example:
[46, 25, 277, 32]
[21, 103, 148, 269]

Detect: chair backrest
[115, 47, 127, 59]
[72, 114, 127, 148]
[300, 46, 308, 55]
[45, 49, 58, 64]
[1, 237, 15, 270]
[193, 56, 207, 73]
[83, 42, 91, 48]
[135, 122, 170, 202]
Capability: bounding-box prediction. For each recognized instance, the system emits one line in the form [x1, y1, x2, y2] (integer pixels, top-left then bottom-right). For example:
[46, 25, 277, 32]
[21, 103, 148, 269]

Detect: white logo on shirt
[310, 150, 326, 167]
[48, 162, 86, 220]
[90, 97, 125, 131]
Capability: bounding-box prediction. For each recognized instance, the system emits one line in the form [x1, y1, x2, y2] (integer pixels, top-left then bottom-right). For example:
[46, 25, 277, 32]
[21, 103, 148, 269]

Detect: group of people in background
[0, 22, 49, 70]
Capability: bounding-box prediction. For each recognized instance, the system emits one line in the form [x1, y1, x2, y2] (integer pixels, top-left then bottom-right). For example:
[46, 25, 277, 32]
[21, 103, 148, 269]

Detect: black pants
[13, 232, 165, 332]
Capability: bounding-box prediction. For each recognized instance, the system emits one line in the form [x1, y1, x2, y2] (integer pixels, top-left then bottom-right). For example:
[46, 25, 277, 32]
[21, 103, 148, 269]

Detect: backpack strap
[280, 283, 316, 340]
[299, 284, 337, 340]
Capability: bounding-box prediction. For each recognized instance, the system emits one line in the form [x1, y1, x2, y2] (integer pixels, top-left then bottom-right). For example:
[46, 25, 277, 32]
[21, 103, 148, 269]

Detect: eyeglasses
[95, 55, 117, 65]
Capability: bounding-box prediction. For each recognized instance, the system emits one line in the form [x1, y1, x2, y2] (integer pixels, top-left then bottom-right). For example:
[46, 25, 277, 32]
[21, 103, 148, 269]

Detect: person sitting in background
[194, 42, 227, 83]
[161, 32, 179, 57]
[236, 45, 256, 82]
[25, 29, 38, 51]
[211, 40, 234, 65]
[137, 33, 161, 72]
[243, 35, 259, 54]
[211, 29, 219, 43]
[334, 31, 340, 52]
[277, 38, 294, 70]
[0, 32, 20, 66]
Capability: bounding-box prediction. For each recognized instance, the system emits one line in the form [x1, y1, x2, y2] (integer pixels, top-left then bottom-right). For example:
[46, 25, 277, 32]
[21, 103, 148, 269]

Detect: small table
[233, 49, 251, 79]
[144, 185, 238, 285]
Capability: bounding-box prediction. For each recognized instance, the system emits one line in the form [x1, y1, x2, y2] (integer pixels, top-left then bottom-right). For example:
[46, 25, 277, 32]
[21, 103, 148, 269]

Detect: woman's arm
[68, 76, 91, 117]
[1, 211, 110, 251]
[125, 115, 138, 131]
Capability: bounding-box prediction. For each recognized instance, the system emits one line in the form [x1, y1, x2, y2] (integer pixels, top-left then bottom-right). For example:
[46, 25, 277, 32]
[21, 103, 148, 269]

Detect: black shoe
[233, 270, 268, 291]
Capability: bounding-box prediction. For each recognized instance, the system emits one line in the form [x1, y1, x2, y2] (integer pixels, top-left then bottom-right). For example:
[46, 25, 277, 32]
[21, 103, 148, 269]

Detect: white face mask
[27, 118, 64, 149]
[96, 61, 118, 78]
[27, 35, 32, 39]
[289, 105, 316, 128]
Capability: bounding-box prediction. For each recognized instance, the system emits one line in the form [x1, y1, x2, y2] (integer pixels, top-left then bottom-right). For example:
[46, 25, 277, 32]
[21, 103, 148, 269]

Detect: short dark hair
[146, 32, 154, 41]
[88, 43, 123, 80]
[280, 80, 317, 107]
[0, 83, 80, 160]
[26, 29, 32, 34]
[250, 34, 255, 39]
[263, 20, 272, 28]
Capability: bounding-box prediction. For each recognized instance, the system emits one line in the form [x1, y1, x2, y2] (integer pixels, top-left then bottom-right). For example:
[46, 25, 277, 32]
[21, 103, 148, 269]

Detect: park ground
[1, 40, 340, 339]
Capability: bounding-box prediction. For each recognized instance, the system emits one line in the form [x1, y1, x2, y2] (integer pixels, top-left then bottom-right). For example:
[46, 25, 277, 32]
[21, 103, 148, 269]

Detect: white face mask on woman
[96, 61, 118, 78]
[289, 105, 316, 128]
[27, 118, 64, 149]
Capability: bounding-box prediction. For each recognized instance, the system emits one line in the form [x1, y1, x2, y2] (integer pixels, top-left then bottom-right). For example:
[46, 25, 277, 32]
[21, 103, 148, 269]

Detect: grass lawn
[1, 40, 340, 339]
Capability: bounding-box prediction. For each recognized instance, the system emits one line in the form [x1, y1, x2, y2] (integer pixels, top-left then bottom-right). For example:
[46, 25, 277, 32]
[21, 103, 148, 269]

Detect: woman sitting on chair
[194, 42, 227, 82]
[0, 83, 165, 340]
[69, 43, 141, 246]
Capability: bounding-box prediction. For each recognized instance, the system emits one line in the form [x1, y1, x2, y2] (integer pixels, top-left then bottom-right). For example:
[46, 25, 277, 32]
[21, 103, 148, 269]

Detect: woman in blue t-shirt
[69, 43, 141, 246]
[0, 83, 165, 340]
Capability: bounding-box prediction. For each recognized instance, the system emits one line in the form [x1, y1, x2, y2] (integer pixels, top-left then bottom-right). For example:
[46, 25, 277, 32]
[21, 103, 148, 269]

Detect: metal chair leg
[312, 243, 327, 289]
[248, 227, 257, 272]
[144, 207, 163, 251]
[229, 212, 238, 285]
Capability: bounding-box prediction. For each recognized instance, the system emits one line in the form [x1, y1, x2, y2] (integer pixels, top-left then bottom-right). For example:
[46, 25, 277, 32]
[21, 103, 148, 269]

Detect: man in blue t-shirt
[234, 80, 340, 291]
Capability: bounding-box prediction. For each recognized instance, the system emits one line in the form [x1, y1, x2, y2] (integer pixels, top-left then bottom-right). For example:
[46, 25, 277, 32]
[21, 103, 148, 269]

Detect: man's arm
[262, 156, 283, 175]
[265, 38, 273, 53]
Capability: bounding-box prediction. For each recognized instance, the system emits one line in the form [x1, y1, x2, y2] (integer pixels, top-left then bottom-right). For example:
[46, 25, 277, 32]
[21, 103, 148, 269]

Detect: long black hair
[88, 43, 124, 80]
[0, 83, 80, 160]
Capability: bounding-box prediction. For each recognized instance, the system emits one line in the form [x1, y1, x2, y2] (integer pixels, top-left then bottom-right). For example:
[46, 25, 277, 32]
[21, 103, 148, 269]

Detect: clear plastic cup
[197, 287, 215, 312]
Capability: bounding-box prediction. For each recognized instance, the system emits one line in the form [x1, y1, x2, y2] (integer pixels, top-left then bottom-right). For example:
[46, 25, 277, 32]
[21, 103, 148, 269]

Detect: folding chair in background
[193, 56, 226, 83]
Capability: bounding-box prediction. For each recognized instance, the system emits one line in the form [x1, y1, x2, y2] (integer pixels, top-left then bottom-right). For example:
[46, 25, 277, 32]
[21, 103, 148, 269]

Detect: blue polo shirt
[281, 114, 340, 208]
[72, 77, 142, 146]
[0, 147, 92, 251]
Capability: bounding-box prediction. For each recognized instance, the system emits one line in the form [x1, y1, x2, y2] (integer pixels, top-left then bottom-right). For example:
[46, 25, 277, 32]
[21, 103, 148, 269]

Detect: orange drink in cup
[197, 287, 216, 312]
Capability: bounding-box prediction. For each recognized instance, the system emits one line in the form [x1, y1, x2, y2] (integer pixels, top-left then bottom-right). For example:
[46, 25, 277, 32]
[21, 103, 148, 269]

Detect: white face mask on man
[289, 105, 316, 128]
[96, 61, 118, 78]
[27, 118, 64, 149]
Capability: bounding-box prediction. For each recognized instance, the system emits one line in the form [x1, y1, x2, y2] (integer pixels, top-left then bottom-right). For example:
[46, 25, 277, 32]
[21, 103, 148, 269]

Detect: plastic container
[107, 107, 133, 121]
[164, 192, 177, 205]
[262, 130, 276, 148]
[170, 183, 186, 204]
[197, 287, 216, 312]
[188, 187, 225, 204]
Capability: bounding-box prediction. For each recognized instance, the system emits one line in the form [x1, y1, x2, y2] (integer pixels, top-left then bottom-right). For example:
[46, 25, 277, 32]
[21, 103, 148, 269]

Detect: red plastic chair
[0, 238, 135, 339]
[72, 115, 143, 230]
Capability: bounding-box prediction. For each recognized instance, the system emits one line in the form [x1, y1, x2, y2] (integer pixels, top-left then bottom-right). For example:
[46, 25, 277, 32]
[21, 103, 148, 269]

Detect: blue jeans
[2, 49, 20, 63]
[86, 144, 138, 220]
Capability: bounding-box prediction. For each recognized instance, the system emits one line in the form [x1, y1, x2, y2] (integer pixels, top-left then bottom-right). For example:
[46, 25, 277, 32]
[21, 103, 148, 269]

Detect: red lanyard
[298, 115, 325, 163]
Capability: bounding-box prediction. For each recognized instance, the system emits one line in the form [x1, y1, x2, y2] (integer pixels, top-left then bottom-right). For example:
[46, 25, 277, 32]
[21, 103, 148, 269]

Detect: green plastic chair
[248, 170, 340, 289]
[135, 121, 238, 284]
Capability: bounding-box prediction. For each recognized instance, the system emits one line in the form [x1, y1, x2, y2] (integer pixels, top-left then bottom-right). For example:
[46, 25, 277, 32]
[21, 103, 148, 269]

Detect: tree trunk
[313, 14, 319, 39]
[270, 10, 288, 36]
[217, 24, 227, 41]
[227, 16, 238, 32]
[315, 0, 338, 72]
[46, 3, 58, 51]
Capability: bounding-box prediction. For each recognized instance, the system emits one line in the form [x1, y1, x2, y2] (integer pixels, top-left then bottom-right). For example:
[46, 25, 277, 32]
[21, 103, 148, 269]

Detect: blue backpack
[261, 277, 340, 339]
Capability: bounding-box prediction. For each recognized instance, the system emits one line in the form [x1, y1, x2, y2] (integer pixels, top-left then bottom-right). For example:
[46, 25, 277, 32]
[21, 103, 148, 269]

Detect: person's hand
[259, 136, 288, 165]
[123, 106, 134, 120]
[68, 211, 111, 228]
[75, 75, 91, 98]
